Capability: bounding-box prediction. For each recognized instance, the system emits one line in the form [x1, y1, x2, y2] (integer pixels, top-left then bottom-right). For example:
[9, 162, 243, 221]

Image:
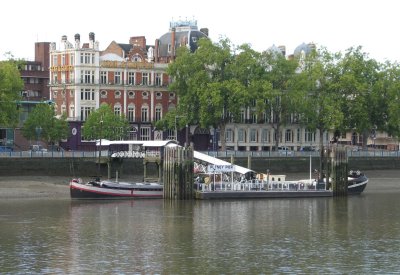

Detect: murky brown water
[0, 170, 399, 274]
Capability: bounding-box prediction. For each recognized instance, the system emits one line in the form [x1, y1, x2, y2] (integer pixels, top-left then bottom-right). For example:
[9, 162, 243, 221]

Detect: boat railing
[196, 179, 327, 192]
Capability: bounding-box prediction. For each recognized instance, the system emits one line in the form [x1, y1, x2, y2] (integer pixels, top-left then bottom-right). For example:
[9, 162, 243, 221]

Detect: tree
[299, 48, 344, 147]
[258, 50, 303, 150]
[379, 61, 400, 140]
[297, 48, 345, 174]
[0, 60, 24, 127]
[82, 104, 130, 140]
[167, 38, 254, 150]
[336, 46, 380, 148]
[22, 103, 69, 145]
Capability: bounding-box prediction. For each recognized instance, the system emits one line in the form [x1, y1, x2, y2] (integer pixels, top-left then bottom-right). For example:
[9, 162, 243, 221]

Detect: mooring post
[163, 146, 194, 200]
[331, 145, 348, 196]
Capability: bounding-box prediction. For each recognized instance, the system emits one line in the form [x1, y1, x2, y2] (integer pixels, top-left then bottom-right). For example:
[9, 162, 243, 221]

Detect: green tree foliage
[167, 38, 252, 150]
[82, 104, 130, 140]
[22, 103, 69, 145]
[379, 61, 400, 139]
[299, 48, 344, 149]
[0, 60, 24, 127]
[258, 50, 303, 149]
[166, 36, 398, 152]
[336, 46, 381, 147]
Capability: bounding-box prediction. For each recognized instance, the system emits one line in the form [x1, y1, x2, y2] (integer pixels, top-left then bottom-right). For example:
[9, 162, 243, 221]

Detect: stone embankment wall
[0, 157, 399, 177]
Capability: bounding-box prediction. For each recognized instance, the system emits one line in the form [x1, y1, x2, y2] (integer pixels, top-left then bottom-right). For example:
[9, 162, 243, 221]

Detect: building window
[250, 129, 257, 142]
[69, 106, 75, 118]
[132, 54, 142, 62]
[155, 106, 162, 121]
[155, 73, 162, 86]
[156, 92, 162, 99]
[70, 54, 74, 65]
[142, 72, 148, 85]
[80, 53, 93, 64]
[285, 129, 292, 142]
[80, 89, 95, 100]
[261, 129, 269, 142]
[114, 104, 121, 116]
[128, 105, 135, 122]
[168, 44, 172, 53]
[128, 91, 135, 98]
[81, 70, 94, 84]
[80, 106, 93, 121]
[305, 129, 316, 142]
[115, 90, 121, 99]
[169, 92, 175, 99]
[100, 90, 107, 98]
[240, 109, 246, 123]
[53, 91, 58, 98]
[114, 72, 121, 84]
[142, 91, 148, 99]
[238, 129, 245, 142]
[61, 105, 66, 115]
[100, 71, 107, 84]
[141, 106, 149, 122]
[226, 129, 233, 142]
[128, 72, 135, 85]
[250, 112, 257, 123]
[52, 55, 58, 66]
[140, 127, 150, 140]
[61, 54, 65, 65]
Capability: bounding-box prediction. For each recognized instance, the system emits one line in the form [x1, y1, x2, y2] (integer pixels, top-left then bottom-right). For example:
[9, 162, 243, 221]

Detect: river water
[0, 170, 399, 274]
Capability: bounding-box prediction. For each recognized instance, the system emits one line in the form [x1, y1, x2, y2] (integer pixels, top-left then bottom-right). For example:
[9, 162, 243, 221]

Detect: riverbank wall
[0, 157, 399, 177]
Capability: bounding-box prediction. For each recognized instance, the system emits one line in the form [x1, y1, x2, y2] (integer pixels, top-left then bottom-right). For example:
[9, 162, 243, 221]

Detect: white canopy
[96, 139, 177, 148]
[194, 151, 253, 175]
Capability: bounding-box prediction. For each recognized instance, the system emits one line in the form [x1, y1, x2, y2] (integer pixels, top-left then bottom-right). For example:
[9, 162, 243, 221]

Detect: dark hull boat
[346, 171, 368, 195]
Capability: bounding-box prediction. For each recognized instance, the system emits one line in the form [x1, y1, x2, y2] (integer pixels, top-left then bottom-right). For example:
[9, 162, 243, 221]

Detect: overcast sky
[1, 0, 399, 62]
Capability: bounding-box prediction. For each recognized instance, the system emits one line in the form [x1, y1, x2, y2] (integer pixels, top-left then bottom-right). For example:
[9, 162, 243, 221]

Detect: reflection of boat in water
[70, 178, 163, 199]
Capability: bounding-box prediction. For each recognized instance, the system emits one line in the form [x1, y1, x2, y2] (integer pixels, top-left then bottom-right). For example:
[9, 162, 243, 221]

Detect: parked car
[30, 145, 48, 153]
[300, 146, 318, 152]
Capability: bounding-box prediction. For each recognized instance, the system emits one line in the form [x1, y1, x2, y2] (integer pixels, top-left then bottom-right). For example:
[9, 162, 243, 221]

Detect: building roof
[157, 29, 208, 57]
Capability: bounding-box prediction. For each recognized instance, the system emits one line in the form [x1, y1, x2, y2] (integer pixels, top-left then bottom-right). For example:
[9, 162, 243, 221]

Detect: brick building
[49, 19, 209, 151]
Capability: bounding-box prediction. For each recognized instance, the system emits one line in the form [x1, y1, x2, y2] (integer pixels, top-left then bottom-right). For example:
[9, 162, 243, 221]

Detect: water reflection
[0, 171, 400, 273]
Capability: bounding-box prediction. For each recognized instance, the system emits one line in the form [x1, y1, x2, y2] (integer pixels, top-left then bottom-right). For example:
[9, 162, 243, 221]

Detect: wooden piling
[330, 146, 348, 196]
[163, 146, 194, 200]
